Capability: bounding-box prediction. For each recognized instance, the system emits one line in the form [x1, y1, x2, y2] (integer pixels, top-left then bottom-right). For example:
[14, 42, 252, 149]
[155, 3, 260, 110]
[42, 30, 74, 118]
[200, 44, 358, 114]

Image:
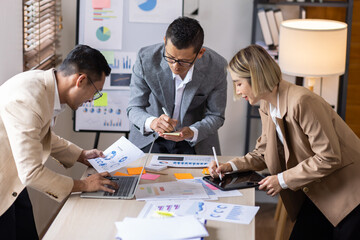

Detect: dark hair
[165, 17, 204, 53]
[58, 45, 111, 82]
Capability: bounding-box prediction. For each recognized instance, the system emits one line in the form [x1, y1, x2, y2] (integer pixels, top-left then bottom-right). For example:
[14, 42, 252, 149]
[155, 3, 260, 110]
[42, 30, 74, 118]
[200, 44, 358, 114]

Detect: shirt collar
[269, 91, 281, 118]
[53, 70, 66, 117]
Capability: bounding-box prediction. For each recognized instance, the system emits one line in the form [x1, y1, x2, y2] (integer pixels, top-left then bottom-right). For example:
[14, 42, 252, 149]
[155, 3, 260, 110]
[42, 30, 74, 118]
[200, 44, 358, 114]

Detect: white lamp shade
[279, 19, 347, 77]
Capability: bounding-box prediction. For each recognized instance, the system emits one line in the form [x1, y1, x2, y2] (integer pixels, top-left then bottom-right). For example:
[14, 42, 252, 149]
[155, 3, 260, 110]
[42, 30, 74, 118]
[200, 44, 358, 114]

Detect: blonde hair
[228, 44, 281, 98]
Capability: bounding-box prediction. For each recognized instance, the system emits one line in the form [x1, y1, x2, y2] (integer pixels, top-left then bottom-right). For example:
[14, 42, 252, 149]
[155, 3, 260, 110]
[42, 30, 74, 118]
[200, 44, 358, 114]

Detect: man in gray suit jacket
[0, 45, 118, 239]
[127, 17, 227, 155]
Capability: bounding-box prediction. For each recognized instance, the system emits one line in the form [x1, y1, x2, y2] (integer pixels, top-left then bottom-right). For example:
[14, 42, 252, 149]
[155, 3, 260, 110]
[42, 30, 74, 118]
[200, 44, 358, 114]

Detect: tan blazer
[230, 80, 360, 226]
[0, 69, 83, 216]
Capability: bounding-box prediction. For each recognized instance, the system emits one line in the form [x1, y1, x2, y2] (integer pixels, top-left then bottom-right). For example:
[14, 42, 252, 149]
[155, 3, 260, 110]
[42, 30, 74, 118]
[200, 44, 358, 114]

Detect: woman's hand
[208, 161, 233, 179]
[258, 175, 282, 196]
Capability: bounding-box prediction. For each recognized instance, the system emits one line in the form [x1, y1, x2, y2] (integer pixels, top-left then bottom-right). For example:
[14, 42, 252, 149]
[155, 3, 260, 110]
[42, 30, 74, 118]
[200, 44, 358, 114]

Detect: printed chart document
[149, 155, 212, 168]
[179, 177, 243, 200]
[115, 215, 208, 240]
[139, 200, 259, 225]
[135, 181, 209, 201]
[88, 136, 144, 173]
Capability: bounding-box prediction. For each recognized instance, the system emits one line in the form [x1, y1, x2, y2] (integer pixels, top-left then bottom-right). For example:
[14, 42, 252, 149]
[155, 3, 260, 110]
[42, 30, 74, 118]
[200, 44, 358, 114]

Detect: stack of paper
[115, 215, 208, 240]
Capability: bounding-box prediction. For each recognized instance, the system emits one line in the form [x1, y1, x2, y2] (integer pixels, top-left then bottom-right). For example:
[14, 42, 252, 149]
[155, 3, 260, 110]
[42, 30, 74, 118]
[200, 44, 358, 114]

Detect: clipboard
[202, 171, 265, 191]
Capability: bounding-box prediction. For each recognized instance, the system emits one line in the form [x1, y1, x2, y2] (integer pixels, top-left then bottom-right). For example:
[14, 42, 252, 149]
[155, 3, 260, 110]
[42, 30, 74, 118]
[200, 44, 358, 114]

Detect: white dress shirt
[52, 70, 66, 127]
[145, 66, 198, 142]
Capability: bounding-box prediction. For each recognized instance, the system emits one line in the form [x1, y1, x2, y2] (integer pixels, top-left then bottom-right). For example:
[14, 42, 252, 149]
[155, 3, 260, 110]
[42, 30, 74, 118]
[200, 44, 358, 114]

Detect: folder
[257, 8, 273, 46]
[274, 9, 284, 33]
[266, 9, 279, 46]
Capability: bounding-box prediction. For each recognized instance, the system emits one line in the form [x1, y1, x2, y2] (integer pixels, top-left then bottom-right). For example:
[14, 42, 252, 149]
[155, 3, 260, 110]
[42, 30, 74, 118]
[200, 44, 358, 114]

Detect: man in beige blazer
[0, 45, 118, 239]
[210, 45, 360, 239]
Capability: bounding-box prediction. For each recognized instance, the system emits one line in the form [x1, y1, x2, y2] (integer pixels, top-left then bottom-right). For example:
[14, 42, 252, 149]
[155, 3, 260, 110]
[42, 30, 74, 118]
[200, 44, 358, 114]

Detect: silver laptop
[80, 139, 155, 199]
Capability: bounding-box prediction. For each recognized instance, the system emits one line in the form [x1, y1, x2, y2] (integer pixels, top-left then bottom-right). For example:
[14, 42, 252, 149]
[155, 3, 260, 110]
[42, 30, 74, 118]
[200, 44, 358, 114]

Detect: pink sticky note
[92, 0, 111, 9]
[141, 173, 160, 180]
[206, 183, 219, 190]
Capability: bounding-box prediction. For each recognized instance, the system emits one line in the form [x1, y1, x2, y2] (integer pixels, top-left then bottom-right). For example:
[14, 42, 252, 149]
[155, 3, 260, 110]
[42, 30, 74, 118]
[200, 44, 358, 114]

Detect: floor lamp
[278, 19, 347, 97]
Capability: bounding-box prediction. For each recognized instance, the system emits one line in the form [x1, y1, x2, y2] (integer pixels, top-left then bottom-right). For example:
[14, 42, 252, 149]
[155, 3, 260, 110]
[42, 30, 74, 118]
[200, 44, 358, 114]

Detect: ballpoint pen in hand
[212, 146, 222, 181]
[161, 107, 177, 132]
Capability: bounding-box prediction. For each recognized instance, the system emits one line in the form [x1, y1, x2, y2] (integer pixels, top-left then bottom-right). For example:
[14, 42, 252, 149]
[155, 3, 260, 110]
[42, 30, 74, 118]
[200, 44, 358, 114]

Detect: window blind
[23, 0, 62, 71]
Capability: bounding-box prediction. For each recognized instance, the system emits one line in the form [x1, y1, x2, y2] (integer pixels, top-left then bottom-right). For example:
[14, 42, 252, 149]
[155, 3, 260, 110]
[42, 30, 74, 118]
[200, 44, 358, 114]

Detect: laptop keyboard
[104, 176, 138, 197]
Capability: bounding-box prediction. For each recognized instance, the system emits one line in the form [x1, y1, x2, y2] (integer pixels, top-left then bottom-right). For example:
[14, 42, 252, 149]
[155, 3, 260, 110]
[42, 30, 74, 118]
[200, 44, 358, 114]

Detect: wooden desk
[43, 155, 255, 240]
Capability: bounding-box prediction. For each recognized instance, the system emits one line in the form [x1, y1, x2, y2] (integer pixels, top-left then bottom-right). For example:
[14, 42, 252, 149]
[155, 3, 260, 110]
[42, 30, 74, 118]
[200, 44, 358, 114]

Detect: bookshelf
[245, 0, 353, 153]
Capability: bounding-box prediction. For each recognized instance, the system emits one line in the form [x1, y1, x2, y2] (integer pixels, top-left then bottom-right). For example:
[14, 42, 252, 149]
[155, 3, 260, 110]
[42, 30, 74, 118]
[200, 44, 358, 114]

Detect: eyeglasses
[86, 75, 103, 101]
[163, 48, 200, 67]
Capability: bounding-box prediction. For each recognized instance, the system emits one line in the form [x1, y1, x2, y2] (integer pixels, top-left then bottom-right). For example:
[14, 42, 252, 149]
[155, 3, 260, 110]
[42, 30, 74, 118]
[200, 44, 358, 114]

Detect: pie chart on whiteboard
[137, 0, 157, 11]
[96, 26, 111, 41]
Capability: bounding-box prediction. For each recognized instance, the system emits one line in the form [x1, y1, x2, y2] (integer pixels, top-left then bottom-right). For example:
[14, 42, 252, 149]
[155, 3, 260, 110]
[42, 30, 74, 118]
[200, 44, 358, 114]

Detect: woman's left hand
[258, 175, 282, 197]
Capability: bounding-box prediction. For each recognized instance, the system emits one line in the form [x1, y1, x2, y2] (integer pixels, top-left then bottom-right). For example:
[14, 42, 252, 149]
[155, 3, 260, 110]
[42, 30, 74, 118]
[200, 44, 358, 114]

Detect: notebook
[80, 139, 155, 199]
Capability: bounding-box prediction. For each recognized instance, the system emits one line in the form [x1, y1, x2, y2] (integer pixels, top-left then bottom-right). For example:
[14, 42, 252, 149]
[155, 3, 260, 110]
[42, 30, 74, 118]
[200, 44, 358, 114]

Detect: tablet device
[202, 171, 265, 191]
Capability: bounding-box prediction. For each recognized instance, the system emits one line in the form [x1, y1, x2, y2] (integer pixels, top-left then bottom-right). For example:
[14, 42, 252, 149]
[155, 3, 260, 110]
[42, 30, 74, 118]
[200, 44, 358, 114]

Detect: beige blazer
[230, 80, 360, 226]
[0, 69, 83, 216]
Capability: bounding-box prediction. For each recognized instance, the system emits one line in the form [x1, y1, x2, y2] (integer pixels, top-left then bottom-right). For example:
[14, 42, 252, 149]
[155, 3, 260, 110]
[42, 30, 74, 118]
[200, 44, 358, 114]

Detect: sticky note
[202, 168, 209, 175]
[94, 92, 108, 107]
[92, 0, 111, 9]
[141, 173, 160, 180]
[174, 173, 194, 180]
[114, 172, 131, 176]
[127, 167, 146, 175]
[100, 50, 114, 65]
[206, 183, 218, 190]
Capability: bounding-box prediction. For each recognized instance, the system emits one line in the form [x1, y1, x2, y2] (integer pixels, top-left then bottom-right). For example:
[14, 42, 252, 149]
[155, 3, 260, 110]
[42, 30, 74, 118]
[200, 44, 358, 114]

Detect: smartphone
[203, 171, 264, 191]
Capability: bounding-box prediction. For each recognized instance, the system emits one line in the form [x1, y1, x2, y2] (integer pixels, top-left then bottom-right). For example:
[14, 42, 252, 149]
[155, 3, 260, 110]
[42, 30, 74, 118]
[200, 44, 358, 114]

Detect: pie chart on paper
[96, 26, 111, 41]
[137, 0, 157, 11]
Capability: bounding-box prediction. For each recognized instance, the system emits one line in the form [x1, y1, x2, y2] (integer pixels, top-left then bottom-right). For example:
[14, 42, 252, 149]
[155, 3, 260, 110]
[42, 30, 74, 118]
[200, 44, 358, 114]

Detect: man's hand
[258, 175, 282, 197]
[72, 172, 118, 193]
[208, 161, 233, 179]
[150, 114, 178, 134]
[77, 149, 105, 167]
[159, 127, 194, 142]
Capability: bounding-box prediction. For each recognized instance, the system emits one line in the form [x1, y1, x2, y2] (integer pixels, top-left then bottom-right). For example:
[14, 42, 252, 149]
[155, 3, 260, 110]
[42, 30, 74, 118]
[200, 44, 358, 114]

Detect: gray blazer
[127, 43, 227, 155]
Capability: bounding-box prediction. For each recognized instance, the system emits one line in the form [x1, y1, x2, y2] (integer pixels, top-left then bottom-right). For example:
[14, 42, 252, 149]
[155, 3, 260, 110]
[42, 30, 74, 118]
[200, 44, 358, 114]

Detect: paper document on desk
[135, 181, 209, 201]
[139, 200, 259, 225]
[179, 177, 243, 200]
[88, 136, 145, 173]
[115, 215, 208, 240]
[149, 155, 212, 168]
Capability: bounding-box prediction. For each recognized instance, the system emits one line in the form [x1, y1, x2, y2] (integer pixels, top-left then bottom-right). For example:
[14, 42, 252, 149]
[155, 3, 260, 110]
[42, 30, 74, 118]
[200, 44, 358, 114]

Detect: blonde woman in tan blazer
[0, 45, 118, 239]
[209, 45, 360, 239]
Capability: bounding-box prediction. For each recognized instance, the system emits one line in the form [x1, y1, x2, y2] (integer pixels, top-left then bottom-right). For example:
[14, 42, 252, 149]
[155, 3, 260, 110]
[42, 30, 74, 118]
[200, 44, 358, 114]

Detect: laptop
[80, 139, 155, 199]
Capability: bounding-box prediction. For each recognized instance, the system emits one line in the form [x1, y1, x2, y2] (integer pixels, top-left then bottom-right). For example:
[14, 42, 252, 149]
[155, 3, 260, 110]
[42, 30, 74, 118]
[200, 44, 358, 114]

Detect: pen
[212, 146, 222, 181]
[145, 170, 168, 175]
[161, 107, 170, 117]
[155, 210, 175, 217]
[161, 107, 176, 131]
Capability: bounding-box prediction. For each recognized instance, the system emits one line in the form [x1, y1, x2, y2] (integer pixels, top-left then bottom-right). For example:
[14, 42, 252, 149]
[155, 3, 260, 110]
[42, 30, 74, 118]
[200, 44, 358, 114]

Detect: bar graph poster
[129, 0, 182, 23]
[75, 90, 130, 131]
[84, 0, 124, 50]
[102, 51, 137, 90]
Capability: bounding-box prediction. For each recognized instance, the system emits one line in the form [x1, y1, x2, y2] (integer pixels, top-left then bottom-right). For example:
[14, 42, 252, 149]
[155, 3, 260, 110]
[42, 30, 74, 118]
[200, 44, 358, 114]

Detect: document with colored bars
[149, 155, 212, 168]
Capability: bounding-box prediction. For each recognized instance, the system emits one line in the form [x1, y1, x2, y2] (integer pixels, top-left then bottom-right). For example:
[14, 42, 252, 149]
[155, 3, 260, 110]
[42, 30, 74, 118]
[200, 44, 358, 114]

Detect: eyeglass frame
[85, 74, 103, 101]
[162, 47, 200, 67]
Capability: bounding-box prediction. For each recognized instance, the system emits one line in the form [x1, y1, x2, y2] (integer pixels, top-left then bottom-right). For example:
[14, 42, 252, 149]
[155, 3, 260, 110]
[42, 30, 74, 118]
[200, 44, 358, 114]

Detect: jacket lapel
[179, 66, 204, 124]
[277, 80, 291, 165]
[157, 59, 175, 116]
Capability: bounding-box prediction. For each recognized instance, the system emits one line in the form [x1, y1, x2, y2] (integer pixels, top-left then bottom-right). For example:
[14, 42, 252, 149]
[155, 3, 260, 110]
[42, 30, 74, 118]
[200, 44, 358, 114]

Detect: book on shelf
[265, 9, 279, 46]
[257, 8, 273, 47]
[256, 41, 278, 61]
[274, 9, 283, 32]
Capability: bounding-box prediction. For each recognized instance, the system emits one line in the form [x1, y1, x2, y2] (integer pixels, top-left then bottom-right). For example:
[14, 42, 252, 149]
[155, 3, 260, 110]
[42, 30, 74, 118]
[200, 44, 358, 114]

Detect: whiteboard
[75, 0, 183, 132]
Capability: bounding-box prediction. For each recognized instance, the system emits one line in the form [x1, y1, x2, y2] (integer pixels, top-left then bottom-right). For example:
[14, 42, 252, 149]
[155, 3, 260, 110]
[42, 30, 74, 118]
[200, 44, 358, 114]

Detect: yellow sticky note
[127, 167, 146, 175]
[94, 92, 108, 107]
[174, 173, 194, 180]
[100, 50, 114, 65]
[114, 172, 131, 176]
[202, 168, 209, 175]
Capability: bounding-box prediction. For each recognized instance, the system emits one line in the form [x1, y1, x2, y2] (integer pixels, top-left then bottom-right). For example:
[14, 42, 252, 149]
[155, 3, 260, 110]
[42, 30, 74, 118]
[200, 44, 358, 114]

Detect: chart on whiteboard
[75, 90, 130, 131]
[83, 0, 124, 50]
